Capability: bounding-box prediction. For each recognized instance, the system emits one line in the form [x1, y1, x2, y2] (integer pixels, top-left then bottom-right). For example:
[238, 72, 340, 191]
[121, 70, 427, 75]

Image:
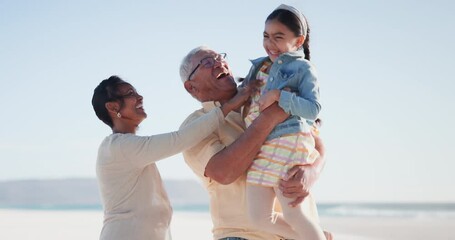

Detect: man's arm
[204, 103, 288, 185]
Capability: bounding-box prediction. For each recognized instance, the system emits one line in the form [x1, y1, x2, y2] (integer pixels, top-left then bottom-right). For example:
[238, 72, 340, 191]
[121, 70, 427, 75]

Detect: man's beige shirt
[181, 101, 319, 240]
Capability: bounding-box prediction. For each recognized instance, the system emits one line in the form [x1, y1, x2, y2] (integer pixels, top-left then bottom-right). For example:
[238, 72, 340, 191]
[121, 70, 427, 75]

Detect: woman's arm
[119, 107, 225, 168]
[120, 85, 256, 168]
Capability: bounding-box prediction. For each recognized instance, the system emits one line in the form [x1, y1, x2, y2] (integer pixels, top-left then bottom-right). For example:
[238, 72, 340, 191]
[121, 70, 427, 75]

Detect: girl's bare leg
[247, 184, 302, 239]
[274, 186, 325, 240]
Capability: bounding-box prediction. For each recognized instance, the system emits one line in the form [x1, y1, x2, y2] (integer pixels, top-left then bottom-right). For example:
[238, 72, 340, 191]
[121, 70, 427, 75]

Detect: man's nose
[213, 59, 224, 68]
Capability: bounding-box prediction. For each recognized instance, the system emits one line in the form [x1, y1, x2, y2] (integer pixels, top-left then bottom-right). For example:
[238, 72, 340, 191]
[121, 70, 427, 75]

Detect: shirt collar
[201, 101, 221, 112]
[250, 51, 305, 66]
[279, 50, 305, 60]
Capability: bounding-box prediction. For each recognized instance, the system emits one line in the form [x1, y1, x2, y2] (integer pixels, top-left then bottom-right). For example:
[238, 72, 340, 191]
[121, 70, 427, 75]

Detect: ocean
[2, 203, 455, 219]
[316, 203, 455, 219]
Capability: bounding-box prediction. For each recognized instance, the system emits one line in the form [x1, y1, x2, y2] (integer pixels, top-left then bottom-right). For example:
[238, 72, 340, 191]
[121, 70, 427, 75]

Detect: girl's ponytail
[303, 26, 310, 61]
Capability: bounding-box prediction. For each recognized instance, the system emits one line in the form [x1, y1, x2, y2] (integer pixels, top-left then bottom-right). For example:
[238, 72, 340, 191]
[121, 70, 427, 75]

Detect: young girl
[242, 4, 326, 240]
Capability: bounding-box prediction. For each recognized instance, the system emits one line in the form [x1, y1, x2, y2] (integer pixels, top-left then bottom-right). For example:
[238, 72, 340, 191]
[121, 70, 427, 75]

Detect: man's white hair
[179, 45, 212, 83]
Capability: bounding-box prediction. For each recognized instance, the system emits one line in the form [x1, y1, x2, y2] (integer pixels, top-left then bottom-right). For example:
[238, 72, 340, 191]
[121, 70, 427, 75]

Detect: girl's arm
[278, 63, 321, 120]
[258, 63, 321, 120]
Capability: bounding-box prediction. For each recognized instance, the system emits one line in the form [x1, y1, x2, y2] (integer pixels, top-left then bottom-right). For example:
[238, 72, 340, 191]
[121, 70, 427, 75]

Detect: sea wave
[317, 203, 455, 219]
[3, 203, 455, 219]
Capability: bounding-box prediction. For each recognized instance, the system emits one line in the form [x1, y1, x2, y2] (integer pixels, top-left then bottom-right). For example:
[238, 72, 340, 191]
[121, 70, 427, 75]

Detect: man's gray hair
[179, 45, 211, 83]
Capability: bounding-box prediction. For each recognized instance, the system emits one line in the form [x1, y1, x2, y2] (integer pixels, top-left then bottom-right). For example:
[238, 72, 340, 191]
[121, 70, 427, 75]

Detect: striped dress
[245, 61, 319, 187]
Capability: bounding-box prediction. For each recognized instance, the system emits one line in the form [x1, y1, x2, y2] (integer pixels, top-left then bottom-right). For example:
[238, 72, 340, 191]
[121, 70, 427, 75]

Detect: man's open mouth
[217, 72, 228, 79]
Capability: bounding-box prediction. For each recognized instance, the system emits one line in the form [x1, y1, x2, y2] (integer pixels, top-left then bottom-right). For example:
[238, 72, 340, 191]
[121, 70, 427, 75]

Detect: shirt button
[269, 77, 274, 81]
[278, 60, 283, 64]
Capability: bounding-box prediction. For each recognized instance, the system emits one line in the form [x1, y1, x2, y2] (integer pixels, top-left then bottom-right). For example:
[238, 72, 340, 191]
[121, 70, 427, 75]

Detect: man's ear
[105, 102, 119, 115]
[184, 80, 195, 94]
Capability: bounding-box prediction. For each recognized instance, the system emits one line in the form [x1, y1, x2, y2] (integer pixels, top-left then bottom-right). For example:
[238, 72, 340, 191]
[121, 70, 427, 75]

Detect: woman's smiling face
[115, 83, 147, 123]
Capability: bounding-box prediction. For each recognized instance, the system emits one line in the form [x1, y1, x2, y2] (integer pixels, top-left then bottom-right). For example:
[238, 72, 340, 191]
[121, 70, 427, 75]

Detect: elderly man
[179, 46, 329, 240]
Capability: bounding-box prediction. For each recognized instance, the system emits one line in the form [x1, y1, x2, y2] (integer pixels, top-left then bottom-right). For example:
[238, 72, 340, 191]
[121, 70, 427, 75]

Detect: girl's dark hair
[266, 9, 311, 61]
[91, 75, 126, 128]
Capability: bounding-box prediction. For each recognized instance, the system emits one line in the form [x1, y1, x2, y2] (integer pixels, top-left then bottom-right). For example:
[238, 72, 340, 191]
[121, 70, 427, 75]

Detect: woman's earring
[117, 112, 121, 118]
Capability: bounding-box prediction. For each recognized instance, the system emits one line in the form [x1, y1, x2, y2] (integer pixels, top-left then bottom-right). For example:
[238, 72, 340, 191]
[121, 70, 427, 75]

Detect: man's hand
[278, 165, 309, 207]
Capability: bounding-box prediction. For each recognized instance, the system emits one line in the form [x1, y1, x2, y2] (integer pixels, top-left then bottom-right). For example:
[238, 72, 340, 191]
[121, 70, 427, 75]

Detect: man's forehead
[194, 50, 217, 60]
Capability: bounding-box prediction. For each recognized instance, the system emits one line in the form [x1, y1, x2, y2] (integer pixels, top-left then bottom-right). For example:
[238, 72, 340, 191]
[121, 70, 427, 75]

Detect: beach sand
[320, 216, 453, 240]
[0, 209, 452, 240]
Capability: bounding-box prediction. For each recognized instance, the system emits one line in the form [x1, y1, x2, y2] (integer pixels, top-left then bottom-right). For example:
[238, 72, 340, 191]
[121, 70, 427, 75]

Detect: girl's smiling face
[263, 19, 305, 62]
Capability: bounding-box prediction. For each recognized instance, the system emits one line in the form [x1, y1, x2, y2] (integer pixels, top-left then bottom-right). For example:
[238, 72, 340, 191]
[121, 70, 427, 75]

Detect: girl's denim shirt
[243, 51, 321, 141]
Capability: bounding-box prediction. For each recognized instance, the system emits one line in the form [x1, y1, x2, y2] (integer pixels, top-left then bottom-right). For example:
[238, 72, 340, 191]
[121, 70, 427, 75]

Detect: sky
[1, 0, 454, 203]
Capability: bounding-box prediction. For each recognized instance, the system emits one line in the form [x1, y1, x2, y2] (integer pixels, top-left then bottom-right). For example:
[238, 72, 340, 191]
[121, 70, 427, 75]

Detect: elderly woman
[91, 75, 252, 240]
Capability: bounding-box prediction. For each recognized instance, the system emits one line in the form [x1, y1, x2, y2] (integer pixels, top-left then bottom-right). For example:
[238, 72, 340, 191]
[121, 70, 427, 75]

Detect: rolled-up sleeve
[278, 64, 321, 120]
